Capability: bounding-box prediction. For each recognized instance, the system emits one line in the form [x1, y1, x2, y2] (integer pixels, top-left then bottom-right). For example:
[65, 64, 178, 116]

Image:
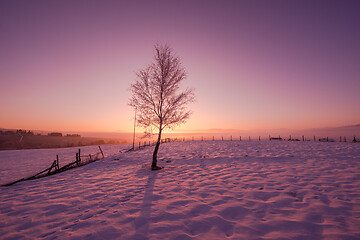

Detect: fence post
[47, 160, 56, 175]
[56, 155, 59, 170]
[239, 136, 241, 141]
[230, 135, 232, 141]
[302, 136, 304, 141]
[77, 149, 81, 166]
[258, 136, 260, 141]
[222, 136, 223, 141]
[98, 146, 104, 158]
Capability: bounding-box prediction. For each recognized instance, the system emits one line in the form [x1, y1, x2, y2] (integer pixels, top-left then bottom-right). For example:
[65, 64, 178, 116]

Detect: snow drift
[0, 141, 359, 239]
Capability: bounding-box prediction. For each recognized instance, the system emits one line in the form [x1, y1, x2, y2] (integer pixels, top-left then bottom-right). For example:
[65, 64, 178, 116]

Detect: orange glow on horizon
[1, 1, 359, 135]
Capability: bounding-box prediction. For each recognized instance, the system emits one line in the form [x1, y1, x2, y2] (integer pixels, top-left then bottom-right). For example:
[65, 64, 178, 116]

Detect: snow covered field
[0, 144, 131, 186]
[0, 141, 359, 239]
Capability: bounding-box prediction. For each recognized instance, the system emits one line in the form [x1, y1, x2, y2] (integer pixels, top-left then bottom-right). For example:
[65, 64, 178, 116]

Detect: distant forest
[0, 129, 122, 150]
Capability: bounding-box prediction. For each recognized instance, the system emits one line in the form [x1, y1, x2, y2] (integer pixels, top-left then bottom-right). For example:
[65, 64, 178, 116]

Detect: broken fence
[2, 146, 105, 186]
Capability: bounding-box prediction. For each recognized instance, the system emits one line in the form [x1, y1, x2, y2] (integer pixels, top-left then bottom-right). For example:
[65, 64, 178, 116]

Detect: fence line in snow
[170, 135, 359, 143]
[2, 146, 105, 186]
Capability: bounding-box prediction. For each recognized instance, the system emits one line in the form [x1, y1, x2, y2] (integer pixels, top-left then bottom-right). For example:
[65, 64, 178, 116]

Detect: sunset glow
[1, 1, 359, 135]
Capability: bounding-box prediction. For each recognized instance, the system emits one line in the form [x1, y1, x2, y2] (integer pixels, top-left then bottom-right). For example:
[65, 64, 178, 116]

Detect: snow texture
[0, 141, 359, 239]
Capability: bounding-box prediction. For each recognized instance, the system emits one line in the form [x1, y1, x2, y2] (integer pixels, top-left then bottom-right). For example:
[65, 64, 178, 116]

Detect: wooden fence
[174, 135, 359, 143]
[2, 146, 105, 186]
[124, 137, 177, 152]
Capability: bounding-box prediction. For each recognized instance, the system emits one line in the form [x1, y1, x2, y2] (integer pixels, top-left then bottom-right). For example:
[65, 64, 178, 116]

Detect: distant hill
[301, 124, 360, 137]
[0, 129, 127, 150]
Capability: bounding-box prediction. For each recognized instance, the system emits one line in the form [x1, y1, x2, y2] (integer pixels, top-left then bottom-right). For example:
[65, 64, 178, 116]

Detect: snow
[0, 141, 359, 239]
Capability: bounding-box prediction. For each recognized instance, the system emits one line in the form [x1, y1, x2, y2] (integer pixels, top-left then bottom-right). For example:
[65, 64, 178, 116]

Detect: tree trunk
[151, 128, 162, 170]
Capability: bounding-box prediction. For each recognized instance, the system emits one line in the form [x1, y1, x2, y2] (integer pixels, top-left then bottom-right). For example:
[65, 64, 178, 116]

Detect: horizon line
[1, 123, 359, 135]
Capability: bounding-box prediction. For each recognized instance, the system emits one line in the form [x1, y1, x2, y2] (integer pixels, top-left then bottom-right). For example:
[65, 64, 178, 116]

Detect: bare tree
[129, 44, 195, 170]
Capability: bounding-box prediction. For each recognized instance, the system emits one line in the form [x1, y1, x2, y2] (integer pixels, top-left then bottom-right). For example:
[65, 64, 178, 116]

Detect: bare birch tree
[129, 44, 195, 170]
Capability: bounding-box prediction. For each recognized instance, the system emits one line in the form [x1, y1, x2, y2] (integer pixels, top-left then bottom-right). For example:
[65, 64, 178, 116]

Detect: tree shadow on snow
[131, 170, 158, 240]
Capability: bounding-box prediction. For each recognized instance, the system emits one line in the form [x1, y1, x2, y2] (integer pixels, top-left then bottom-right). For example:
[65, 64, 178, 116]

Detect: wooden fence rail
[2, 146, 105, 186]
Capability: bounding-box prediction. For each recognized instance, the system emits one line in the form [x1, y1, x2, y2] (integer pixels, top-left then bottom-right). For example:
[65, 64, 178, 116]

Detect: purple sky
[1, 0, 359, 133]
